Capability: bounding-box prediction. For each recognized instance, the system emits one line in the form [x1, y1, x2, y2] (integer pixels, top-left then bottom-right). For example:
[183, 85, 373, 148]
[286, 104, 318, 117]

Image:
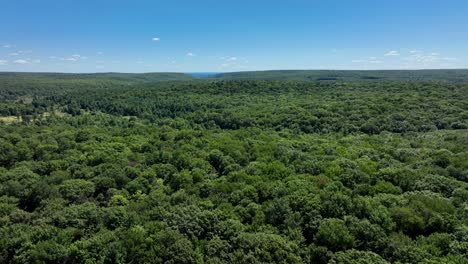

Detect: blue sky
[0, 0, 467, 72]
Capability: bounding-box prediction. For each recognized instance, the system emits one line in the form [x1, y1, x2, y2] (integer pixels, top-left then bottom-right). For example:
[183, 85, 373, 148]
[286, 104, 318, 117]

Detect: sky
[0, 0, 467, 73]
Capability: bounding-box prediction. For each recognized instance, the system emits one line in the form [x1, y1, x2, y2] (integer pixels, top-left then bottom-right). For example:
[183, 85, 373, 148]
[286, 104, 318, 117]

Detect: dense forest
[0, 71, 467, 263]
[214, 69, 468, 83]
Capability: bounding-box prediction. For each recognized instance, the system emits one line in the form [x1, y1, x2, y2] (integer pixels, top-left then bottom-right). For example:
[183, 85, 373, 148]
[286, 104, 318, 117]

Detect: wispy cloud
[9, 50, 32, 56]
[402, 51, 457, 69]
[97, 51, 103, 55]
[187, 52, 196, 57]
[14, 59, 29, 64]
[0, 60, 7, 65]
[405, 52, 440, 63]
[152, 37, 160, 42]
[220, 56, 249, 69]
[13, 58, 40, 64]
[350, 50, 456, 69]
[442, 57, 457, 61]
[352, 56, 383, 64]
[51, 54, 87, 62]
[385, 50, 400, 56]
[2, 44, 13, 48]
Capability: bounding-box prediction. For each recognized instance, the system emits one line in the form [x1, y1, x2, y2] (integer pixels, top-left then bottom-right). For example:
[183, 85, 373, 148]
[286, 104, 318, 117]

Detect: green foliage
[330, 249, 389, 264]
[0, 72, 466, 262]
[59, 179, 95, 203]
[213, 69, 468, 82]
[315, 218, 355, 251]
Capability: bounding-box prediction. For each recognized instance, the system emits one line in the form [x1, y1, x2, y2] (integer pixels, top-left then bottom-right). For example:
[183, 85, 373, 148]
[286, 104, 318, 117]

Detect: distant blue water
[187, 72, 221, 78]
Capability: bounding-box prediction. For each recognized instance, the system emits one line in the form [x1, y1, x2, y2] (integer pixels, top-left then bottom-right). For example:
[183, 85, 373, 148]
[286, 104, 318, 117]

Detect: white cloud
[385, 50, 400, 56]
[13, 59, 30, 64]
[220, 56, 250, 69]
[0, 60, 7, 65]
[410, 50, 422, 54]
[442, 57, 457, 61]
[10, 50, 32, 56]
[220, 62, 249, 70]
[152, 37, 160, 41]
[351, 57, 383, 64]
[405, 52, 440, 63]
[402, 51, 452, 68]
[15, 58, 40, 64]
[187, 52, 196, 57]
[53, 54, 87, 62]
[355, 54, 455, 69]
[2, 44, 13, 48]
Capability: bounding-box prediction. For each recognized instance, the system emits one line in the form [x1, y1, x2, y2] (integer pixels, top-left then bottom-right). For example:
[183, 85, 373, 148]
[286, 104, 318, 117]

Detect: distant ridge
[0, 72, 196, 83]
[213, 69, 468, 82]
[2, 69, 468, 83]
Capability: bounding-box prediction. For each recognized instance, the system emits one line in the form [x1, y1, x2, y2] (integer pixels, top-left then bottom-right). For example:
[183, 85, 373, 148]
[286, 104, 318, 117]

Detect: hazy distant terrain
[0, 72, 195, 83]
[3, 69, 468, 85]
[213, 69, 468, 82]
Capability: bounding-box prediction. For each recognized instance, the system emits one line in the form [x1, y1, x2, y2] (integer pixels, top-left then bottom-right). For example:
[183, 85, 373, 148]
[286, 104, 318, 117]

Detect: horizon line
[1, 68, 468, 75]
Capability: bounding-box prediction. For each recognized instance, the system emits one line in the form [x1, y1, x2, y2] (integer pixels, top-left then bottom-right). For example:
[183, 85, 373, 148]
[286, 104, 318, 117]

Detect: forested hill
[0, 72, 195, 83]
[213, 69, 468, 82]
[3, 69, 468, 84]
[0, 72, 196, 101]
